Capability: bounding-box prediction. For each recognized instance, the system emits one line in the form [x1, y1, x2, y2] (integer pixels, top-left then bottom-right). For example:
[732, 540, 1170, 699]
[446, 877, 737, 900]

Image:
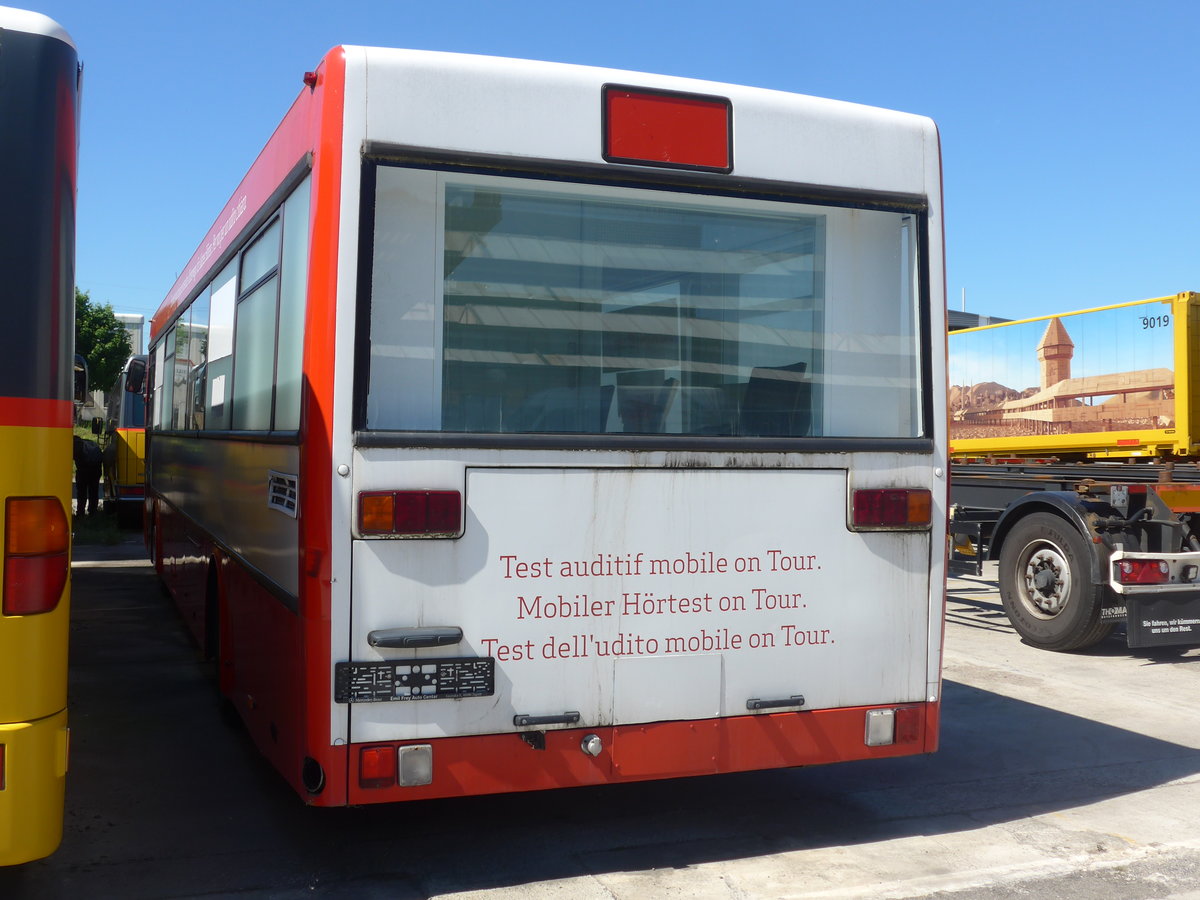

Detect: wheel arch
[989, 492, 1107, 584]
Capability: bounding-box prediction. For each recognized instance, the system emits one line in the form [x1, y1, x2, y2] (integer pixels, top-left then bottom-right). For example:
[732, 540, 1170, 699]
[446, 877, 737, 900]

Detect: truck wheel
[998, 512, 1114, 651]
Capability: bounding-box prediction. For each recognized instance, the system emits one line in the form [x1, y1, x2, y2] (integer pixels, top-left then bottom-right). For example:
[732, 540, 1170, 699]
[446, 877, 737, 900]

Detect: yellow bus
[0, 7, 80, 866]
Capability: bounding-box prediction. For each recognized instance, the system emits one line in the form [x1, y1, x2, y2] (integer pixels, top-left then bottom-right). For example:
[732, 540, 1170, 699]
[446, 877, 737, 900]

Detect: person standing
[73, 435, 103, 516]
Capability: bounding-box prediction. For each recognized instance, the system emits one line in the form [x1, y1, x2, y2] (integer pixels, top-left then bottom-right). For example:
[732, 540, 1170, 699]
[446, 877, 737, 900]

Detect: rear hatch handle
[367, 626, 464, 649]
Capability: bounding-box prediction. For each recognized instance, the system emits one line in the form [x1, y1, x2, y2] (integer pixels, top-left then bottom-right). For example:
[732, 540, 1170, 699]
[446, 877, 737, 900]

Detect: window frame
[353, 155, 935, 453]
[147, 167, 311, 439]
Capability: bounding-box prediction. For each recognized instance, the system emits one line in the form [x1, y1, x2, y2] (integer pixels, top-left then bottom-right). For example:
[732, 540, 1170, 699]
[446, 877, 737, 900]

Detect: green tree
[75, 288, 132, 393]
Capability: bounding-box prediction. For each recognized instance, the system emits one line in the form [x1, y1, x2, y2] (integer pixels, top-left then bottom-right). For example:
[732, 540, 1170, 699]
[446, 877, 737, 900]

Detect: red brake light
[358, 491, 462, 537]
[603, 85, 732, 172]
[1115, 559, 1170, 585]
[895, 707, 921, 745]
[851, 489, 932, 529]
[359, 745, 396, 788]
[4, 497, 69, 616]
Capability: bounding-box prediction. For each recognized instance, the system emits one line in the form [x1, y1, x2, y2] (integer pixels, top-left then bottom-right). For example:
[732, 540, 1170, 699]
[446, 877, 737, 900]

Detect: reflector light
[864, 708, 895, 746]
[865, 707, 922, 746]
[851, 489, 932, 529]
[603, 85, 732, 172]
[359, 745, 396, 788]
[4, 497, 69, 616]
[358, 491, 463, 537]
[1114, 558, 1171, 585]
[398, 745, 434, 787]
[895, 707, 921, 744]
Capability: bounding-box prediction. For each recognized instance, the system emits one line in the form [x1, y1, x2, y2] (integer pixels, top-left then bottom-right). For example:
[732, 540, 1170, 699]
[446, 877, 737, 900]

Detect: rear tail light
[359, 745, 396, 788]
[865, 707, 922, 746]
[895, 706, 921, 744]
[1114, 558, 1171, 585]
[4, 497, 69, 616]
[358, 490, 462, 537]
[851, 489, 932, 530]
[358, 744, 433, 789]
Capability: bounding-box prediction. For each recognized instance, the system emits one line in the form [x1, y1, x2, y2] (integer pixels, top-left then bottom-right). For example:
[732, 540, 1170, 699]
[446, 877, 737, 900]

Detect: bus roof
[0, 6, 75, 49]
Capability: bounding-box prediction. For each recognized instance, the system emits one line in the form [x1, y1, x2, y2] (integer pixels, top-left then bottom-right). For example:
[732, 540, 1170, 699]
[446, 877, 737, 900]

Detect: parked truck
[949, 292, 1200, 651]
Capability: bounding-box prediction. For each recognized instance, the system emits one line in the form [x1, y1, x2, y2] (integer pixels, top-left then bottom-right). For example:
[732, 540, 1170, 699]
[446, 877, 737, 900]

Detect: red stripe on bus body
[0, 397, 72, 428]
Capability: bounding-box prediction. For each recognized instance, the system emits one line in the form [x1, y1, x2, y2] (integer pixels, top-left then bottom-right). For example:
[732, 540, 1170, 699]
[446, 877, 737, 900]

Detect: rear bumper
[342, 701, 938, 805]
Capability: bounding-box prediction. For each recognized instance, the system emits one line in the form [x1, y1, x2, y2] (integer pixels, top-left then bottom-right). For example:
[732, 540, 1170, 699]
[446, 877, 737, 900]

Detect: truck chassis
[950, 460, 1200, 650]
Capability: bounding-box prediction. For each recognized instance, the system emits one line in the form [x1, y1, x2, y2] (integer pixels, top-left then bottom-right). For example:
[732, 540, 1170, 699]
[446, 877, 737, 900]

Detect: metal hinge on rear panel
[268, 471, 298, 518]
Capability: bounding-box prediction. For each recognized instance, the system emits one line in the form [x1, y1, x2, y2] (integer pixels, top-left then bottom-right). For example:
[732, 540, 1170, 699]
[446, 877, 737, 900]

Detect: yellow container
[949, 292, 1200, 459]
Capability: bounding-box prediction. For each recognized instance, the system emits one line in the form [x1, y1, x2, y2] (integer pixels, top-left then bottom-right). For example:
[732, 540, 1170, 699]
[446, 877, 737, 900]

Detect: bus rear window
[364, 168, 922, 439]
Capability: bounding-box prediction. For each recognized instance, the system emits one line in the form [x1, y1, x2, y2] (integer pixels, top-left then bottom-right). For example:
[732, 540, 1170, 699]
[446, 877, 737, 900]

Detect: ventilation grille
[268, 470, 298, 518]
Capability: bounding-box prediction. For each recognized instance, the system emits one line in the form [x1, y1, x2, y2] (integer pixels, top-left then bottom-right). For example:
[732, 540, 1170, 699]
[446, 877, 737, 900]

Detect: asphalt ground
[4, 543, 1200, 898]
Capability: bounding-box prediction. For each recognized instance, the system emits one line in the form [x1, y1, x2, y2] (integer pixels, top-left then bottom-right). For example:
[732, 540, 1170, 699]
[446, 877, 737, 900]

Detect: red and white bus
[145, 47, 947, 806]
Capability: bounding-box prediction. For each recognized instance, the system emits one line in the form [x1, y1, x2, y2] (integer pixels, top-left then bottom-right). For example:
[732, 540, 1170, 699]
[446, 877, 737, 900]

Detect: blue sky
[31, 0, 1200, 343]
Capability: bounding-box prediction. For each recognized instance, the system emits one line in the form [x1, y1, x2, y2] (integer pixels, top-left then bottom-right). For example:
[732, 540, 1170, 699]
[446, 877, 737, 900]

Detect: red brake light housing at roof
[4, 496, 69, 615]
[850, 489, 933, 531]
[603, 84, 733, 173]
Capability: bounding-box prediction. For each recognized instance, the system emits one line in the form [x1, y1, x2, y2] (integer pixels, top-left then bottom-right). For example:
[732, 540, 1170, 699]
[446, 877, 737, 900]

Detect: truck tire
[998, 511, 1114, 651]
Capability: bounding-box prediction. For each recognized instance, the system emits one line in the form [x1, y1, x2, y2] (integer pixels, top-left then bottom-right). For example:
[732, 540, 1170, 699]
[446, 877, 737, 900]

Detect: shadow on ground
[4, 550, 1199, 898]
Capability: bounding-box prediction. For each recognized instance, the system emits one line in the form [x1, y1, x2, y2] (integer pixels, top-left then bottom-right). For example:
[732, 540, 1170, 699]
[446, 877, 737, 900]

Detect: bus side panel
[150, 434, 308, 790]
[219, 554, 307, 799]
[153, 511, 311, 800]
[156, 499, 211, 648]
[150, 436, 299, 596]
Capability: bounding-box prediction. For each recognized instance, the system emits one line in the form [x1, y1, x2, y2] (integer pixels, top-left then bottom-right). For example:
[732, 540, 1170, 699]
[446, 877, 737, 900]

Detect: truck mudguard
[989, 491, 1118, 586]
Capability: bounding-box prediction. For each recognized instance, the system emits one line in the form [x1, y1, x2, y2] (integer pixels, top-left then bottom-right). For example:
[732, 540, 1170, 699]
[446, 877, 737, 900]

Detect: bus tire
[998, 512, 1113, 651]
